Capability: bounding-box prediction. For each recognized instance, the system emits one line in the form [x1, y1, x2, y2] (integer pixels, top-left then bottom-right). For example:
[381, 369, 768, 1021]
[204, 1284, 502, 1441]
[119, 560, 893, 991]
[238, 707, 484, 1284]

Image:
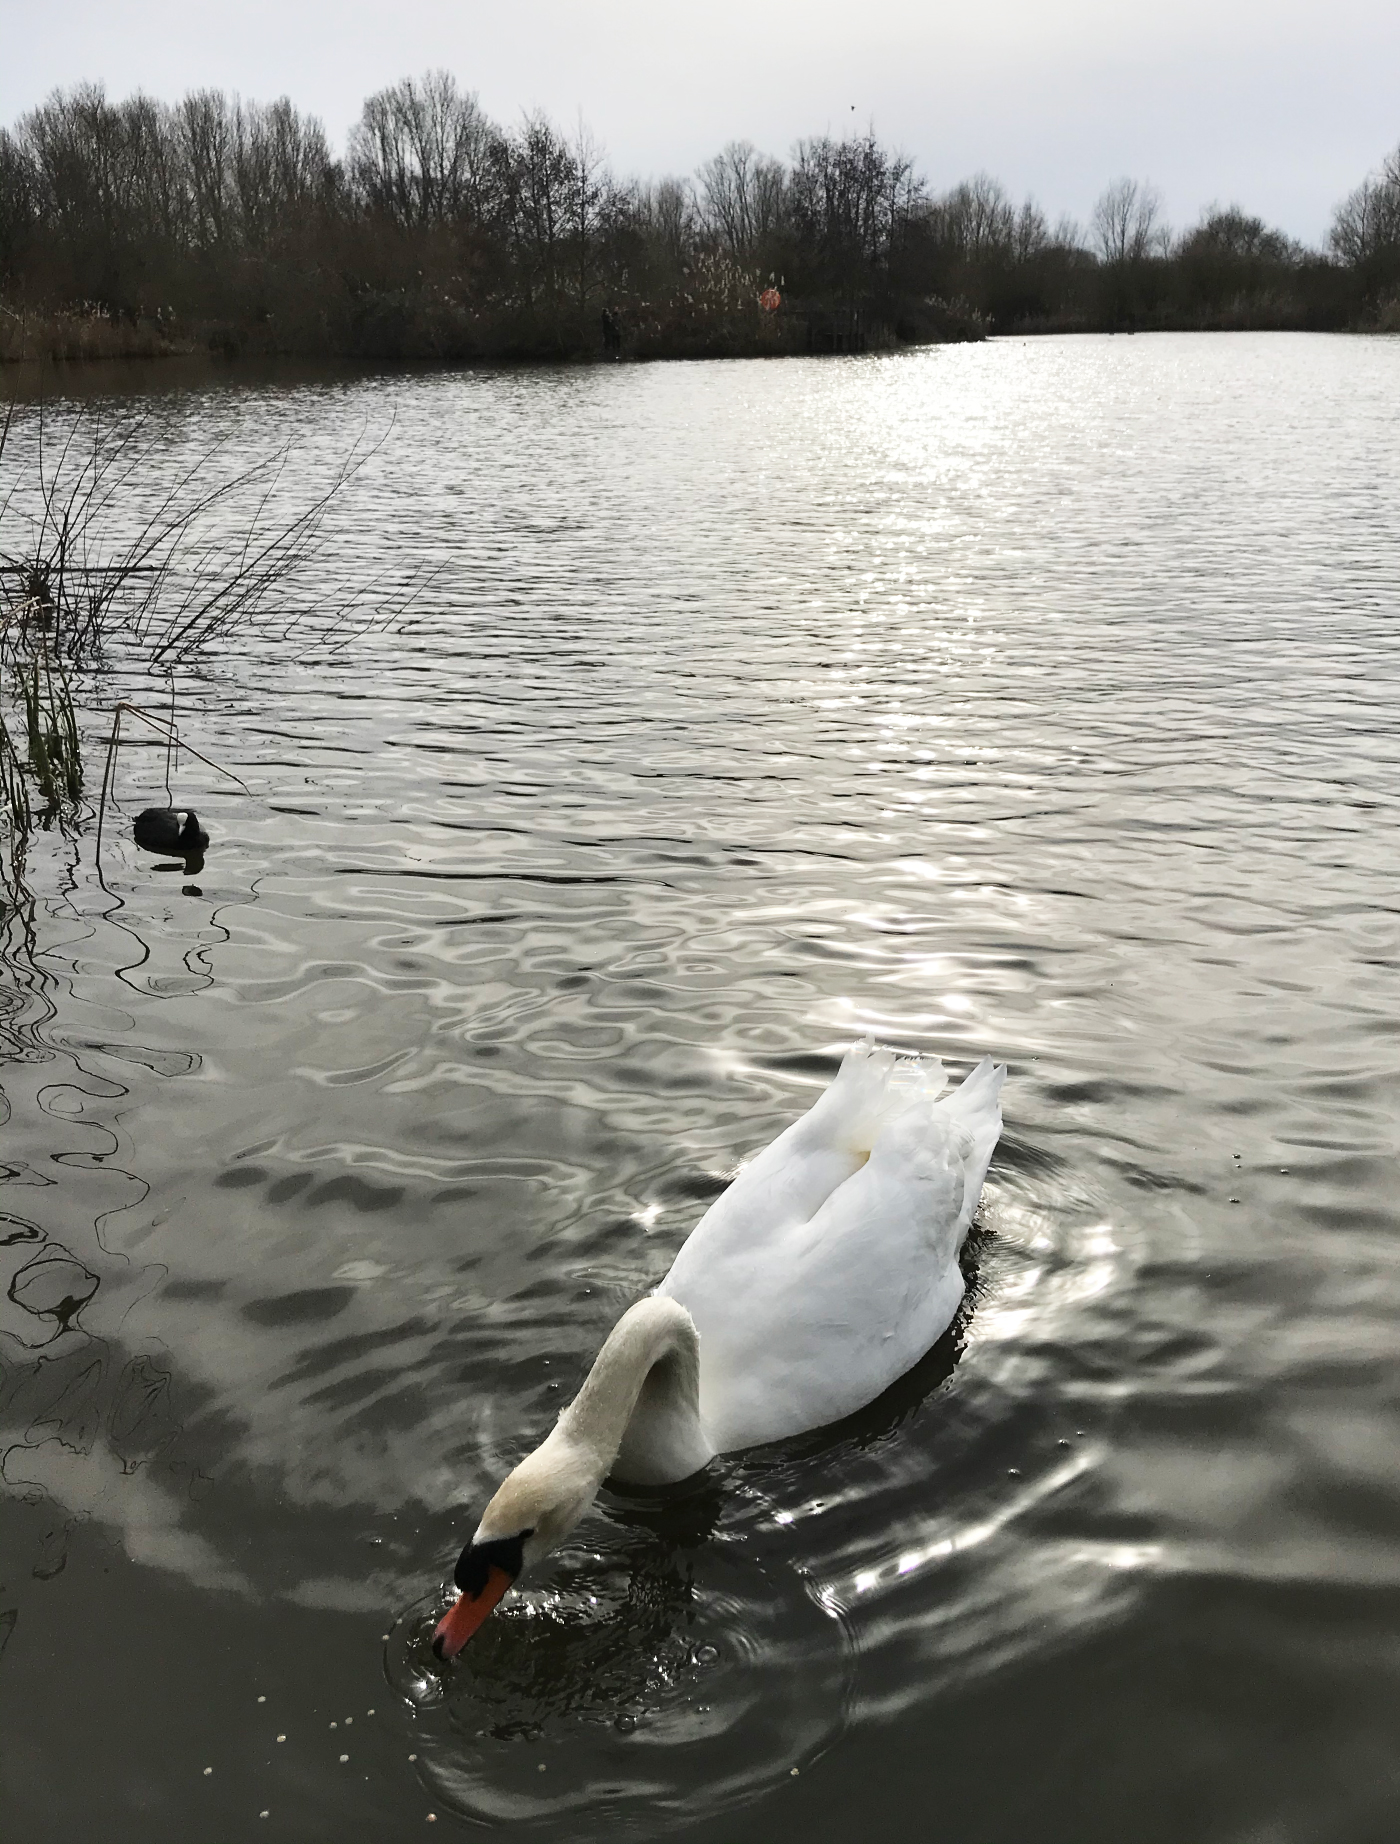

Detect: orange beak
[431, 1563, 514, 1660]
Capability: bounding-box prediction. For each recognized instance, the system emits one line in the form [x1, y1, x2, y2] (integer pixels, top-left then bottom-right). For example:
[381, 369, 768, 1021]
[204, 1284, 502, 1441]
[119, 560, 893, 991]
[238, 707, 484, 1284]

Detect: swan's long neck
[559, 1295, 711, 1487]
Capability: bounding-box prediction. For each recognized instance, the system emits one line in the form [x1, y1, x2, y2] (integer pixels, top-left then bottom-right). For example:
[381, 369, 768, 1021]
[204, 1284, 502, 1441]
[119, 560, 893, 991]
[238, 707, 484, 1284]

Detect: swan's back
[659, 1045, 1005, 1453]
[669, 1040, 945, 1261]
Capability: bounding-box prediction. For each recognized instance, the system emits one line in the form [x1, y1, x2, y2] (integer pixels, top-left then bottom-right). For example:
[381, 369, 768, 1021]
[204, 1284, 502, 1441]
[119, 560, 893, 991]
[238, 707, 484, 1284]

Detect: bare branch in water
[0, 398, 418, 668]
[93, 699, 249, 868]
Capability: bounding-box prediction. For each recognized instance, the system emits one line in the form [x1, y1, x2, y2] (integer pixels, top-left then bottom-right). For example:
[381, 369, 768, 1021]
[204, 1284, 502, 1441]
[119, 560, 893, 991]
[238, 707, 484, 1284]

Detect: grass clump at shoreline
[0, 395, 427, 899]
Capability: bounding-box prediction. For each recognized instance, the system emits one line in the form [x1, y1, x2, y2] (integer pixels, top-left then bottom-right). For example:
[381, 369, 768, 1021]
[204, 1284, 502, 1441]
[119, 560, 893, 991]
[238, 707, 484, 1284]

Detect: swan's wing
[664, 1041, 946, 1286]
[673, 1058, 1004, 1453]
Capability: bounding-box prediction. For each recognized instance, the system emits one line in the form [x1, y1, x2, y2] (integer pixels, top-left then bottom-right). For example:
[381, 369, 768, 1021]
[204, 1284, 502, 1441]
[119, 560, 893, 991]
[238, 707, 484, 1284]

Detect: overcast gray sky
[3, 0, 1397, 245]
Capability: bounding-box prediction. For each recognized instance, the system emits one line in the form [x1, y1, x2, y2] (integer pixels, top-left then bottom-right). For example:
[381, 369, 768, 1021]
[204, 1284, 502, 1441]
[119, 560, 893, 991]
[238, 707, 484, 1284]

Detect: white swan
[432, 1040, 1005, 1658]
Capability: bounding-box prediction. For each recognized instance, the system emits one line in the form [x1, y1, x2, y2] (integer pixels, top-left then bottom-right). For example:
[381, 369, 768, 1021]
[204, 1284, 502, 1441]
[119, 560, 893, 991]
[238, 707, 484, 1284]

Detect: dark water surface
[2, 334, 1399, 1842]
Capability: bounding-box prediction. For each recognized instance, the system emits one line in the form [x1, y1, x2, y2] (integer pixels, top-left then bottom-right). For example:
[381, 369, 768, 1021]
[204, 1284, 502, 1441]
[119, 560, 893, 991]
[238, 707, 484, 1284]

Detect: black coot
[132, 808, 209, 866]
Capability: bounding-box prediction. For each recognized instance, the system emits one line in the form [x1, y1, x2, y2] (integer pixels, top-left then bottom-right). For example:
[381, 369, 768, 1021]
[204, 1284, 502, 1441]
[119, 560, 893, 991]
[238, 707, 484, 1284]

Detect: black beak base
[453, 1530, 530, 1594]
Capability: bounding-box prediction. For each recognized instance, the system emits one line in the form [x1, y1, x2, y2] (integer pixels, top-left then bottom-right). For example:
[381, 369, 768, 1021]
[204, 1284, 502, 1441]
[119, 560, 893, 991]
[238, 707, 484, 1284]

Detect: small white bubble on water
[203, 1767, 212, 1776]
[344, 1716, 353, 1725]
[276, 1734, 286, 1743]
[340, 1753, 349, 1763]
[257, 1695, 265, 1703]
[791, 1767, 800, 1776]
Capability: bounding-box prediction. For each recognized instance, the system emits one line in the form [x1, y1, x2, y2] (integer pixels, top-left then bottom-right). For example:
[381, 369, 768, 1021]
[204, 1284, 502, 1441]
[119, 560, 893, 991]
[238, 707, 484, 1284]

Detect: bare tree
[697, 140, 787, 259]
[232, 98, 332, 247]
[348, 72, 494, 231]
[13, 85, 194, 303]
[178, 91, 234, 250]
[1330, 146, 1400, 264]
[633, 176, 697, 269]
[120, 95, 185, 249]
[569, 117, 610, 312]
[498, 112, 574, 309]
[1012, 199, 1050, 263]
[1050, 212, 1084, 250]
[0, 128, 37, 278]
[788, 131, 922, 288]
[1091, 178, 1168, 264]
[1182, 206, 1298, 264]
[21, 86, 131, 261]
[934, 172, 1016, 258]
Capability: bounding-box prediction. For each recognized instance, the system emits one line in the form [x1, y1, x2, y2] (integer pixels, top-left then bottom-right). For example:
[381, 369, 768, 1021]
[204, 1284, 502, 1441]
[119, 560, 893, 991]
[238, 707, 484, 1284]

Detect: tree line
[1, 73, 1397, 363]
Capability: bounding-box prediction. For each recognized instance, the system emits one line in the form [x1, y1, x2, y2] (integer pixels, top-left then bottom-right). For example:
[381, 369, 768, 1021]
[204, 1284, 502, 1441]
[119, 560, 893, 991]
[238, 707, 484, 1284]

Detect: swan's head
[432, 1428, 604, 1660]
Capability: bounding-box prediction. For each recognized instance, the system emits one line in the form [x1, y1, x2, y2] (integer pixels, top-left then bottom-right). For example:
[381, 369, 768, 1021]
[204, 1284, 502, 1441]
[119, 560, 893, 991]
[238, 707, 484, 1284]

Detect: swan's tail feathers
[938, 1057, 1007, 1225]
[941, 1055, 1006, 1123]
[817, 1037, 946, 1156]
[887, 1050, 949, 1104]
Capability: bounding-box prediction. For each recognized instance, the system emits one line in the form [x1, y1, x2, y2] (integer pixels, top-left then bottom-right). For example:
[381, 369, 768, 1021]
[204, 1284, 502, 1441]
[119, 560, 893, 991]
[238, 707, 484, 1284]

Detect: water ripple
[2, 335, 1399, 1842]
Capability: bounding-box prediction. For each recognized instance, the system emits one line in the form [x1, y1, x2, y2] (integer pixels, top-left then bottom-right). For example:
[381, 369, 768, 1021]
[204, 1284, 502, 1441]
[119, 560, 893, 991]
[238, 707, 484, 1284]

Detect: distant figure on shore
[601, 307, 622, 356]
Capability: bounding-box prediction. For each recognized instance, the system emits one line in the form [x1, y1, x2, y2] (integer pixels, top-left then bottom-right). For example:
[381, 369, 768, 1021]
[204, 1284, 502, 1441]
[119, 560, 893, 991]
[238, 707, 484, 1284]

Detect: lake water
[2, 333, 1398, 1843]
